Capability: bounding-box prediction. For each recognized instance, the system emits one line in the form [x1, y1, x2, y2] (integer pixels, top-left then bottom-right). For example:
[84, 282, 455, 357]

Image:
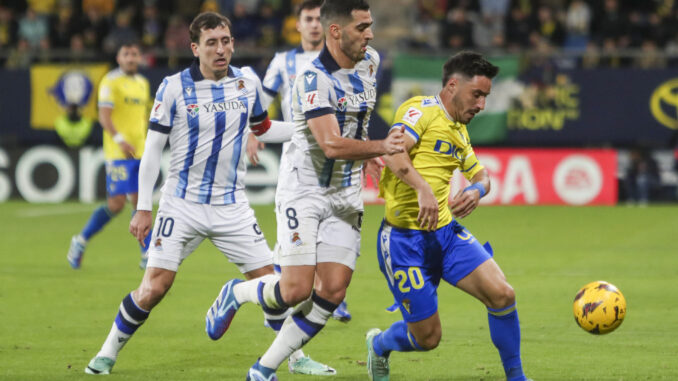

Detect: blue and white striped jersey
[287, 45, 379, 189]
[262, 46, 320, 122]
[149, 61, 267, 205]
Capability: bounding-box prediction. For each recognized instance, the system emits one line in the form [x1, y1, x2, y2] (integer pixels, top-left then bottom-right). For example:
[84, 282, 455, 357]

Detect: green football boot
[85, 356, 115, 375]
[366, 328, 389, 381]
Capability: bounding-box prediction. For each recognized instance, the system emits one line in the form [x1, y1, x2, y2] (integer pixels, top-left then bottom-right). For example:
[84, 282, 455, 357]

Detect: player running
[365, 52, 530, 381]
[83, 12, 330, 376]
[205, 1, 406, 380]
[248, 0, 352, 323]
[67, 41, 152, 270]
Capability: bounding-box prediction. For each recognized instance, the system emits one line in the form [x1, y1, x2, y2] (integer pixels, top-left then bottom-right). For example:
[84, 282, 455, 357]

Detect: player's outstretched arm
[382, 131, 438, 230]
[130, 130, 168, 246]
[308, 114, 405, 160]
[250, 118, 296, 144]
[450, 169, 490, 219]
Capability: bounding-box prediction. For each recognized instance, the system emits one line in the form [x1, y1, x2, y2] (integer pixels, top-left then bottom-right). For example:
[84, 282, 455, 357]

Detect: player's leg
[86, 266, 175, 374]
[443, 221, 527, 381]
[85, 195, 205, 374]
[367, 222, 439, 380]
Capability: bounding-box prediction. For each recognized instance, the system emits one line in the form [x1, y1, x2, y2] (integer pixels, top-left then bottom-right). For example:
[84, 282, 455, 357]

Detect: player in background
[67, 41, 152, 270]
[83, 12, 331, 376]
[365, 52, 530, 381]
[205, 1, 407, 379]
[248, 0, 353, 323]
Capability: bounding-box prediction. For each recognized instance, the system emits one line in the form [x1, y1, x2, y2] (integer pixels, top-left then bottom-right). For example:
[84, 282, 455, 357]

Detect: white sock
[259, 292, 336, 369]
[233, 274, 279, 305]
[97, 322, 131, 360]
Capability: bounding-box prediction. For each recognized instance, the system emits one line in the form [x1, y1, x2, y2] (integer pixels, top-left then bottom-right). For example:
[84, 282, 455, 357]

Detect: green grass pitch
[1, 201, 677, 380]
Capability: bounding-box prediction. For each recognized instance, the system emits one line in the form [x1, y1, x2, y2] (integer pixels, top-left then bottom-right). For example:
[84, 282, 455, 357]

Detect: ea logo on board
[553, 155, 603, 205]
[650, 78, 678, 129]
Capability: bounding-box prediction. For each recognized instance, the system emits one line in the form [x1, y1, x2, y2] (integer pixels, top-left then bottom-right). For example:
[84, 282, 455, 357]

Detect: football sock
[373, 320, 423, 357]
[233, 274, 280, 304]
[257, 279, 289, 331]
[131, 210, 153, 253]
[487, 303, 525, 381]
[81, 205, 117, 241]
[97, 293, 149, 360]
[259, 291, 337, 369]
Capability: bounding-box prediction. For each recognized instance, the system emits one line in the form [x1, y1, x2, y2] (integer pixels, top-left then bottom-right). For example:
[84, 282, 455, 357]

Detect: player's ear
[328, 23, 341, 40]
[190, 42, 199, 58]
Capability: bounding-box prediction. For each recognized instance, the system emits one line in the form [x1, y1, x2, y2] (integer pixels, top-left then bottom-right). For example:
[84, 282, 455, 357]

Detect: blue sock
[487, 303, 525, 381]
[115, 293, 150, 334]
[373, 320, 423, 357]
[131, 210, 153, 254]
[81, 205, 116, 241]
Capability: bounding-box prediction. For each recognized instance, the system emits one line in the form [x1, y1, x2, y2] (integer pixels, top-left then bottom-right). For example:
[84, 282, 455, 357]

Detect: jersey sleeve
[97, 75, 115, 108]
[261, 53, 284, 97]
[298, 68, 333, 120]
[148, 77, 176, 134]
[242, 66, 269, 125]
[459, 134, 484, 180]
[390, 98, 426, 143]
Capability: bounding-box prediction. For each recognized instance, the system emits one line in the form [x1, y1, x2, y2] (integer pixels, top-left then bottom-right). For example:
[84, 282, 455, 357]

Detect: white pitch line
[16, 205, 99, 218]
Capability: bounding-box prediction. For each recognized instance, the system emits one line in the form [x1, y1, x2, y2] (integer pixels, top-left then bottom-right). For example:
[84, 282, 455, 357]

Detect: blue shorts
[105, 159, 140, 197]
[376, 220, 493, 322]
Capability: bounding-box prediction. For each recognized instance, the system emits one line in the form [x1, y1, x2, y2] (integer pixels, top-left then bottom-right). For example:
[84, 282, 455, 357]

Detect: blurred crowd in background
[1, 0, 678, 68]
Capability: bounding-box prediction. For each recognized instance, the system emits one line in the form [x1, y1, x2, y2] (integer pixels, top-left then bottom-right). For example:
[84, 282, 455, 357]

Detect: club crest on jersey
[368, 64, 374, 77]
[186, 104, 199, 117]
[237, 79, 245, 91]
[154, 238, 162, 247]
[337, 97, 347, 111]
[290, 232, 303, 246]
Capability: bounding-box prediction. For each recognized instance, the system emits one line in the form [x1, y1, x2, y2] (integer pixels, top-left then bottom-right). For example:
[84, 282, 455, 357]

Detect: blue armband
[464, 183, 486, 198]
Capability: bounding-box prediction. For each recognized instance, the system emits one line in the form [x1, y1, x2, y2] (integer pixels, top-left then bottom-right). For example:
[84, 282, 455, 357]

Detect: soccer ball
[573, 281, 626, 335]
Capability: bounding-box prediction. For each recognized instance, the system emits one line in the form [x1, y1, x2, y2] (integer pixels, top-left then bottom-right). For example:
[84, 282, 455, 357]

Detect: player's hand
[382, 126, 405, 155]
[246, 132, 265, 166]
[363, 156, 384, 184]
[130, 210, 153, 247]
[417, 185, 438, 231]
[449, 187, 480, 219]
[119, 141, 137, 159]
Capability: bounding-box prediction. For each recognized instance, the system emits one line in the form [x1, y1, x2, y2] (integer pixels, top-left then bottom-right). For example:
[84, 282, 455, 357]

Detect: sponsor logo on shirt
[186, 104, 199, 117]
[202, 100, 247, 113]
[402, 107, 423, 125]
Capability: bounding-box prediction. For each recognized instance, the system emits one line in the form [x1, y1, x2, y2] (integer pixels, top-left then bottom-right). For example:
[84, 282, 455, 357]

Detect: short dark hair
[117, 40, 140, 52]
[442, 51, 499, 87]
[189, 12, 232, 43]
[297, 0, 323, 17]
[320, 0, 370, 26]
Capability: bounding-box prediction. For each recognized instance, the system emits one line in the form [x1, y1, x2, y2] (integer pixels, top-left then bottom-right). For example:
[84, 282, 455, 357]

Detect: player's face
[192, 25, 234, 80]
[339, 10, 373, 63]
[297, 7, 323, 47]
[117, 46, 141, 75]
[448, 75, 492, 124]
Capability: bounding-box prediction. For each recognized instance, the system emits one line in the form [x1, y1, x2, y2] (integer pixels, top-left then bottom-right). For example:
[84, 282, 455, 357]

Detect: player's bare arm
[99, 106, 136, 158]
[246, 132, 265, 166]
[382, 130, 438, 230]
[450, 169, 490, 219]
[308, 113, 404, 160]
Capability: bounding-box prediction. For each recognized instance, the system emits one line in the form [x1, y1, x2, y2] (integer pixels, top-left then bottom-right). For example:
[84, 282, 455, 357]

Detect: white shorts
[275, 182, 363, 270]
[146, 195, 273, 273]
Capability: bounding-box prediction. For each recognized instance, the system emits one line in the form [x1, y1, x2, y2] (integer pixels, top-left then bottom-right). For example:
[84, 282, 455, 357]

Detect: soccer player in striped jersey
[248, 0, 353, 324]
[366, 52, 530, 381]
[83, 12, 330, 376]
[67, 41, 152, 270]
[205, 1, 407, 379]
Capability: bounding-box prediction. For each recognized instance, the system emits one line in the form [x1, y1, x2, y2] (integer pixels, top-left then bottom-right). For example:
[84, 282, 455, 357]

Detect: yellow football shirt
[98, 69, 150, 160]
[379, 95, 484, 230]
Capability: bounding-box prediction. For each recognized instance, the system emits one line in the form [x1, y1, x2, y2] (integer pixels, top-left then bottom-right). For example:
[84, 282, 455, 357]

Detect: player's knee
[487, 282, 515, 310]
[281, 283, 313, 305]
[107, 197, 125, 214]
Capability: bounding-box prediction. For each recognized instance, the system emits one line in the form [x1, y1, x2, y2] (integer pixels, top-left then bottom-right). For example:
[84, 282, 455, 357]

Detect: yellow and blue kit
[98, 68, 150, 195]
[377, 95, 492, 322]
